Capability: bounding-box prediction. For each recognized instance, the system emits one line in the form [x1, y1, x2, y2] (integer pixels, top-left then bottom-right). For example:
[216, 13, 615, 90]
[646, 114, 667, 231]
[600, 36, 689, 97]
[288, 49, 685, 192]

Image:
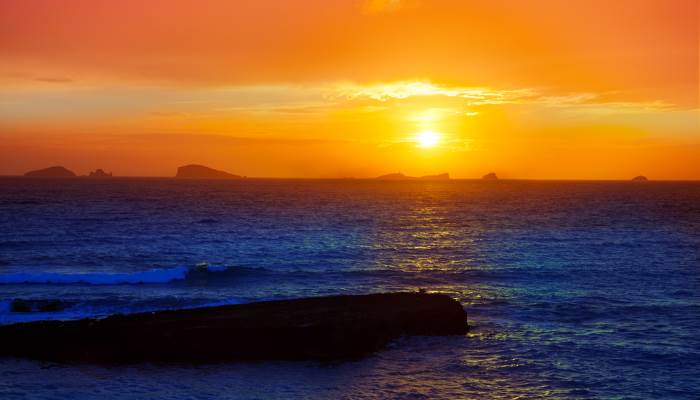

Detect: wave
[0, 264, 271, 285]
[0, 264, 484, 286]
[0, 266, 190, 285]
[0, 296, 246, 325]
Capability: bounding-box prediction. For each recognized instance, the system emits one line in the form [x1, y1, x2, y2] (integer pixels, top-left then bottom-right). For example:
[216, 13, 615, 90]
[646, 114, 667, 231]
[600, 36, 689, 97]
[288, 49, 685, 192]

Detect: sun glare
[416, 131, 440, 148]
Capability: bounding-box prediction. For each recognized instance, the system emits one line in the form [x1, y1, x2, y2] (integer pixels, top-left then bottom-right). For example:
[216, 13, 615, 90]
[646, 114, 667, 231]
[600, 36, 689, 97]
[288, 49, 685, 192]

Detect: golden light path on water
[347, 183, 554, 398]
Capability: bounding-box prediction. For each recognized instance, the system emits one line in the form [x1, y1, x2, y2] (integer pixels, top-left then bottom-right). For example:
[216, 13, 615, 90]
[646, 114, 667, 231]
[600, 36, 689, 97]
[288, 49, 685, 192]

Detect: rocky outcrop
[88, 169, 112, 178]
[376, 173, 450, 180]
[0, 292, 468, 363]
[10, 299, 73, 313]
[175, 164, 242, 179]
[632, 176, 648, 181]
[482, 172, 498, 180]
[23, 166, 76, 178]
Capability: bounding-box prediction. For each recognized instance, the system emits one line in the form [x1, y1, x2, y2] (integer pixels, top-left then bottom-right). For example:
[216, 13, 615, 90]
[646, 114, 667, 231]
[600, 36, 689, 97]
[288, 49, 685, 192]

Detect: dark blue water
[0, 178, 698, 399]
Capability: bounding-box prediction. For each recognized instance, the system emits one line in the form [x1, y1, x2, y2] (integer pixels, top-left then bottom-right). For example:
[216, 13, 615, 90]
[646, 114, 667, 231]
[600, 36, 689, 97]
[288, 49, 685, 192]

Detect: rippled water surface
[0, 178, 698, 399]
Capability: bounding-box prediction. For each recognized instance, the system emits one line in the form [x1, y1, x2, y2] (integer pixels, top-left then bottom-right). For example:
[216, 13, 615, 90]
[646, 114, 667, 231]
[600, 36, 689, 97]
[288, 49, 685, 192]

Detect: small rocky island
[375, 172, 450, 180]
[0, 292, 468, 363]
[482, 172, 498, 180]
[23, 166, 76, 178]
[420, 173, 450, 180]
[632, 175, 648, 181]
[175, 164, 243, 179]
[88, 169, 113, 178]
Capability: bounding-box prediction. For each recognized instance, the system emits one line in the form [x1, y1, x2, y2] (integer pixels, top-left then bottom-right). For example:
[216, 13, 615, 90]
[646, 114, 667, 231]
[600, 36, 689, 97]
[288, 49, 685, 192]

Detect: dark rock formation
[482, 172, 498, 180]
[632, 175, 648, 181]
[10, 299, 73, 313]
[88, 169, 112, 178]
[23, 166, 76, 178]
[376, 173, 450, 180]
[175, 164, 242, 179]
[0, 292, 467, 363]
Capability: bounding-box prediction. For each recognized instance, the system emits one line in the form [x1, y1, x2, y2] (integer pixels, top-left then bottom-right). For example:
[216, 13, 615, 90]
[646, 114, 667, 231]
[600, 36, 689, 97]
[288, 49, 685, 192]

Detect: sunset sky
[1, 0, 698, 179]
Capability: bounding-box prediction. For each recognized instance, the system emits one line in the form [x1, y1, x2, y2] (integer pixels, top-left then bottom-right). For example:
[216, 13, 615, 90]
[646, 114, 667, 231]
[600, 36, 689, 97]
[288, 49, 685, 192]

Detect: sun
[416, 131, 440, 148]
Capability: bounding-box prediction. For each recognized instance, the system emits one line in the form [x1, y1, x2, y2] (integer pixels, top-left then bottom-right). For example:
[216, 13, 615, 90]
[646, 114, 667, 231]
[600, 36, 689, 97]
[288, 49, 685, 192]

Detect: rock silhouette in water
[376, 172, 450, 180]
[24, 166, 76, 178]
[175, 164, 242, 179]
[10, 299, 73, 313]
[88, 169, 113, 178]
[632, 175, 648, 181]
[482, 172, 498, 180]
[0, 292, 468, 363]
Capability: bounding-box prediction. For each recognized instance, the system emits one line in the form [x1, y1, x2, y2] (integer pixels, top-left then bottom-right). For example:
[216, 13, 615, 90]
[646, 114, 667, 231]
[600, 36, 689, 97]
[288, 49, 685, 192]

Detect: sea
[0, 177, 698, 399]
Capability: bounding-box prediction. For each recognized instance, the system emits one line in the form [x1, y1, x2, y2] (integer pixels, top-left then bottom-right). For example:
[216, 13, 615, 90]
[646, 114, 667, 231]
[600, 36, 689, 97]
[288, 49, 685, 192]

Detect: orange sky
[1, 0, 698, 179]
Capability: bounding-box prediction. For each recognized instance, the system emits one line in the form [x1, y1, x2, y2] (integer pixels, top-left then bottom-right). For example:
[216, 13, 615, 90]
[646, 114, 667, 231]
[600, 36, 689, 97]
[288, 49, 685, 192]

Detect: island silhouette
[20, 166, 462, 180]
[175, 164, 243, 179]
[482, 172, 498, 180]
[632, 175, 648, 181]
[88, 169, 113, 178]
[24, 166, 76, 178]
[375, 172, 450, 181]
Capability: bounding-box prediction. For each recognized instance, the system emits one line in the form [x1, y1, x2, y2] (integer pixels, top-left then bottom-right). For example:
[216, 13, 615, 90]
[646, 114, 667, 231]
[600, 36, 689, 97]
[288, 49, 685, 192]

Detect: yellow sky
[0, 0, 698, 178]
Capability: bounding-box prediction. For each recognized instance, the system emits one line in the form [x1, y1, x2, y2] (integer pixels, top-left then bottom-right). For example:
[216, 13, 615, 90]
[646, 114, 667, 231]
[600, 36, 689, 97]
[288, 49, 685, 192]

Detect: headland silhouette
[23, 166, 76, 178]
[175, 164, 243, 179]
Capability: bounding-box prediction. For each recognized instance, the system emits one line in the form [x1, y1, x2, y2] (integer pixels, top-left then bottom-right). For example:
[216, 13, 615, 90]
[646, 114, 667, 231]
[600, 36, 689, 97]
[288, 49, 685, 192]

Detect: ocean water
[0, 177, 698, 399]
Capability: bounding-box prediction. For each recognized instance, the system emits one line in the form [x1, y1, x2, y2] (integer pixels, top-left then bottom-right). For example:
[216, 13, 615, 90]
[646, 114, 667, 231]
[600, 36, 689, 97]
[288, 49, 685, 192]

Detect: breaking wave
[0, 266, 197, 285]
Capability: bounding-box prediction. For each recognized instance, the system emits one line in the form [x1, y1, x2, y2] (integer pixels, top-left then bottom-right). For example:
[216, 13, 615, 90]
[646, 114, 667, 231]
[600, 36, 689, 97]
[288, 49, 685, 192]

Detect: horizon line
[2, 175, 698, 182]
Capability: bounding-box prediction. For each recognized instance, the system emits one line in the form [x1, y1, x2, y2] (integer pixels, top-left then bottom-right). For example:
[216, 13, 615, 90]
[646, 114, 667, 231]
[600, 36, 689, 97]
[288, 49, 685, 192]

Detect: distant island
[375, 172, 450, 181]
[482, 172, 498, 180]
[24, 166, 76, 178]
[632, 175, 648, 181]
[88, 169, 113, 178]
[421, 173, 450, 180]
[175, 164, 243, 179]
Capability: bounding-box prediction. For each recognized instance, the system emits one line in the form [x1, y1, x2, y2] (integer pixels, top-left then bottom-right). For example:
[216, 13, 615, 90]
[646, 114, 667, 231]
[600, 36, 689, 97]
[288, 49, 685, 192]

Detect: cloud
[329, 80, 682, 114]
[0, 79, 683, 126]
[34, 77, 74, 83]
[331, 81, 538, 104]
[149, 111, 189, 117]
[121, 133, 345, 146]
[536, 92, 679, 116]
